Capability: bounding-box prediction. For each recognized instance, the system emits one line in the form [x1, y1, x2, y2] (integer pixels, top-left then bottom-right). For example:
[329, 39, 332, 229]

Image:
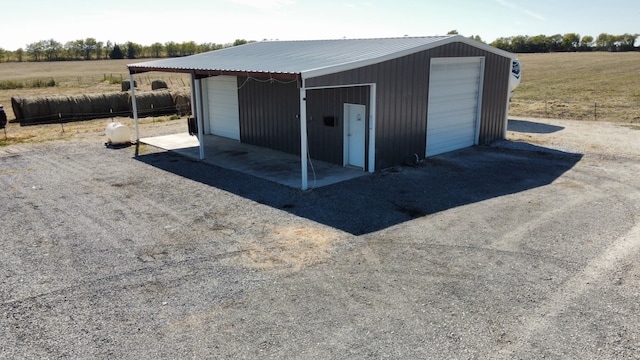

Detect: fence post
[594, 102, 597, 121]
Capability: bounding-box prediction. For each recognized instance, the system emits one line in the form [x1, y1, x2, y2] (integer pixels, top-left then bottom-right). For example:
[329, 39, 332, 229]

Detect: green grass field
[510, 52, 640, 122]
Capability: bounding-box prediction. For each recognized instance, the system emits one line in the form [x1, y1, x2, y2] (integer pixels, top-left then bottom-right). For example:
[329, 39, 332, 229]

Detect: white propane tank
[509, 58, 521, 96]
[105, 122, 131, 145]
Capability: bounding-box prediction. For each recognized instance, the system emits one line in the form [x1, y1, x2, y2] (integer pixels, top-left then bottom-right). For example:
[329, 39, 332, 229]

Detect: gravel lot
[1, 118, 639, 359]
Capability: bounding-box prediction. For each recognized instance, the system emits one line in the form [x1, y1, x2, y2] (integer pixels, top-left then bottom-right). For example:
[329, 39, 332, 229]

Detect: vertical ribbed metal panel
[305, 86, 369, 166]
[480, 55, 511, 143]
[307, 53, 430, 169]
[237, 77, 301, 155]
[306, 42, 511, 169]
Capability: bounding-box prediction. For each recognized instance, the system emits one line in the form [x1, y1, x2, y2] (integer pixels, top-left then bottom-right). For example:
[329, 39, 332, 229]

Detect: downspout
[299, 75, 308, 190]
[130, 73, 139, 143]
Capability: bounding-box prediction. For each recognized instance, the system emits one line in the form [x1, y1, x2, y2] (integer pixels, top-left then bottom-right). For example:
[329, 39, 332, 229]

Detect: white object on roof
[509, 58, 522, 94]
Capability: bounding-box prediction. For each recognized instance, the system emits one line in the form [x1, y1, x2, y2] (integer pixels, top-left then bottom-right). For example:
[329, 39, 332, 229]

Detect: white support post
[130, 73, 139, 142]
[299, 81, 308, 190]
[194, 78, 205, 160]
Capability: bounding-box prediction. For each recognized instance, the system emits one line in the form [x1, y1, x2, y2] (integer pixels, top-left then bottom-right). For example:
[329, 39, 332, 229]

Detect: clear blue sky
[2, 0, 638, 51]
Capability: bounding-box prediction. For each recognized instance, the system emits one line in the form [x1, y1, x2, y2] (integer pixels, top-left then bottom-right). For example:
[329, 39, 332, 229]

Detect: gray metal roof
[128, 35, 515, 79]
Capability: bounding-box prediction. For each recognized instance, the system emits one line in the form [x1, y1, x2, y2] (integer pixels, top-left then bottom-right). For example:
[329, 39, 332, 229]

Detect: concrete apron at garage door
[139, 133, 367, 189]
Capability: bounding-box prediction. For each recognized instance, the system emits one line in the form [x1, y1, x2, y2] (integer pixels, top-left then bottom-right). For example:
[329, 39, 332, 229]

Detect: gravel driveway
[1, 118, 639, 359]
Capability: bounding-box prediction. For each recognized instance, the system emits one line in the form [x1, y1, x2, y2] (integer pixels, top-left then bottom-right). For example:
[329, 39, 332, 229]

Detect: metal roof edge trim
[301, 35, 516, 80]
[450, 35, 517, 59]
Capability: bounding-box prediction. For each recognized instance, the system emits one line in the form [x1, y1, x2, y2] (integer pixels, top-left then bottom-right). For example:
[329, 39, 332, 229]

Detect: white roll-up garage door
[426, 57, 483, 157]
[207, 76, 240, 140]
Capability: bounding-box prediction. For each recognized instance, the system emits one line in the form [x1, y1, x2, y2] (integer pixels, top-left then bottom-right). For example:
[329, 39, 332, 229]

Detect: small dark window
[323, 115, 336, 127]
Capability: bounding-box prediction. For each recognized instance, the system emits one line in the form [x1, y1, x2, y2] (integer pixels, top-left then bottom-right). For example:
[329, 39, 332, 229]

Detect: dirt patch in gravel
[506, 117, 640, 158]
[237, 224, 343, 272]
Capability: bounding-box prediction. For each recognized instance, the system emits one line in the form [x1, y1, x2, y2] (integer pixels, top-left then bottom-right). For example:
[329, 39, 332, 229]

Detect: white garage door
[207, 76, 240, 140]
[426, 57, 483, 157]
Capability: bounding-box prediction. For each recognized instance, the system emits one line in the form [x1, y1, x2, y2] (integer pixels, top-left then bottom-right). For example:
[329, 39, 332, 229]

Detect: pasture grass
[0, 80, 24, 90]
[510, 52, 640, 122]
[104, 75, 123, 84]
[0, 78, 56, 89]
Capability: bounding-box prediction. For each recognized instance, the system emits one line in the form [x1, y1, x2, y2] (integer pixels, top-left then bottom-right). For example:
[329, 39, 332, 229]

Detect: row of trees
[0, 32, 637, 62]
[489, 33, 639, 53]
[0, 38, 250, 63]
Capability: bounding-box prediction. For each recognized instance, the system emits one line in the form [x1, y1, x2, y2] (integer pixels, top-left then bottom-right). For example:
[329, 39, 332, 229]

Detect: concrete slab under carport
[139, 133, 368, 189]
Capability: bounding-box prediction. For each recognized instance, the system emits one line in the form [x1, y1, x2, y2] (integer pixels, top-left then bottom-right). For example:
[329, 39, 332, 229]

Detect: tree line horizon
[0, 38, 251, 63]
[0, 32, 638, 63]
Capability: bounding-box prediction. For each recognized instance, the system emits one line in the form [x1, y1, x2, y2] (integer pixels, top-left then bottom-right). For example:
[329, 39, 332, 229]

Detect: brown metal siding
[237, 77, 301, 155]
[306, 42, 511, 169]
[306, 55, 430, 169]
[305, 86, 369, 166]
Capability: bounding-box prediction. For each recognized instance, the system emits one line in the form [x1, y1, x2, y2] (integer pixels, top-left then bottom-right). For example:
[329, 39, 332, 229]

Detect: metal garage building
[128, 35, 516, 189]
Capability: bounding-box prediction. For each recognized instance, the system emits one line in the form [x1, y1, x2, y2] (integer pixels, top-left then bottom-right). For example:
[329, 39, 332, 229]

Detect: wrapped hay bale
[11, 92, 134, 124]
[11, 96, 23, 120]
[10, 90, 184, 124]
[131, 90, 174, 117]
[14, 94, 86, 123]
[151, 80, 168, 90]
[48, 95, 76, 120]
[81, 94, 104, 118]
[72, 93, 129, 119]
[19, 95, 55, 123]
[172, 91, 191, 116]
[104, 92, 131, 117]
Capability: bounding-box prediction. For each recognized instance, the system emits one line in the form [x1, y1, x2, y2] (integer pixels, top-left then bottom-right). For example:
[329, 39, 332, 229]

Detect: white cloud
[494, 0, 546, 21]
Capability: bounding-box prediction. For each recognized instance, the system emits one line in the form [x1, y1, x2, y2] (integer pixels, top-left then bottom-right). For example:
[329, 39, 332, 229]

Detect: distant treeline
[0, 38, 251, 62]
[1, 32, 638, 62]
[490, 33, 639, 53]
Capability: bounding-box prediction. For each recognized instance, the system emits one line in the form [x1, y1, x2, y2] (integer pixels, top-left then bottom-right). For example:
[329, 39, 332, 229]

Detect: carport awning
[128, 66, 301, 81]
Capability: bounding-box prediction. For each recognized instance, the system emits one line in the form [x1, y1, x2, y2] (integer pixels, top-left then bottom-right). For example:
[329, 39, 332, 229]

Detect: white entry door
[426, 57, 483, 157]
[343, 103, 366, 169]
[207, 76, 240, 140]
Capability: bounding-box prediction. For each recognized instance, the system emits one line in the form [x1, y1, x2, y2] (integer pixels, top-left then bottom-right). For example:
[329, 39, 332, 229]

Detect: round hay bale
[48, 95, 74, 120]
[172, 91, 191, 116]
[130, 90, 174, 117]
[20, 95, 54, 123]
[104, 92, 131, 117]
[74, 94, 94, 119]
[151, 80, 168, 90]
[121, 80, 137, 92]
